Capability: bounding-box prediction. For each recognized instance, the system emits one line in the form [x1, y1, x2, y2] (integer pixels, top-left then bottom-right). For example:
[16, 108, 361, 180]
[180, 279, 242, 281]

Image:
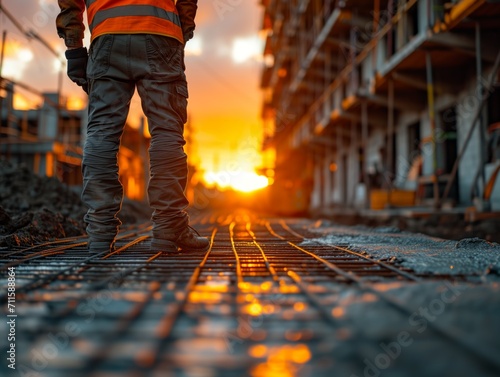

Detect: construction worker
[56, 0, 209, 253]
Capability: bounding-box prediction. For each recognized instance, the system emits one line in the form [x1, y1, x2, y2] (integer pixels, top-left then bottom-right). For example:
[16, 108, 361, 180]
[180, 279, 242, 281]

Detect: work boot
[88, 240, 115, 254]
[151, 226, 210, 252]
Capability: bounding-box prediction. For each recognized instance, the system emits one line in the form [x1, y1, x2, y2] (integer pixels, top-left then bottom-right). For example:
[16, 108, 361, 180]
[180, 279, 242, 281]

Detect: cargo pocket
[87, 35, 113, 79]
[174, 81, 189, 124]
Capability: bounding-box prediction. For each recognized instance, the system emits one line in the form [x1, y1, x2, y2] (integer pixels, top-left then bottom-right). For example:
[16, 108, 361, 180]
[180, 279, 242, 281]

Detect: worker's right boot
[151, 226, 210, 252]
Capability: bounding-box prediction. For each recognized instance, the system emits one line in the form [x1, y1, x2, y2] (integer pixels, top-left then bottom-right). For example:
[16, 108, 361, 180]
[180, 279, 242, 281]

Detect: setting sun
[203, 170, 269, 193]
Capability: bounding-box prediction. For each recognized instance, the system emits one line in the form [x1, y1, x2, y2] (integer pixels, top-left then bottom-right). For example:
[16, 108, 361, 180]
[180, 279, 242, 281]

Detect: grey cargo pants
[83, 34, 189, 243]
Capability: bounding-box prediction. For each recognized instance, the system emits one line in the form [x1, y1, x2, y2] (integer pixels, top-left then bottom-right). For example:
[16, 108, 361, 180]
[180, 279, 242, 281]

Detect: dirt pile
[0, 160, 85, 246]
[0, 159, 152, 247]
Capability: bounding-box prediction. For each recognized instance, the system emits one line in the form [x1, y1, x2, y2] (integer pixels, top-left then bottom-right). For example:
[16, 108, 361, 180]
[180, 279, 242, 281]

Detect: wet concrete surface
[306, 222, 500, 276]
[1, 211, 500, 377]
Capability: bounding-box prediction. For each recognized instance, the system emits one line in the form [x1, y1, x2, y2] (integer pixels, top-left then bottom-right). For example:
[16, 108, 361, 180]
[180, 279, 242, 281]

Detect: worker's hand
[65, 47, 88, 94]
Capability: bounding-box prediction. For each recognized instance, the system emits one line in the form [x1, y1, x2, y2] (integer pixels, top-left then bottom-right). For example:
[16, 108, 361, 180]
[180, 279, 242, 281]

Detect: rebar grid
[1, 212, 490, 377]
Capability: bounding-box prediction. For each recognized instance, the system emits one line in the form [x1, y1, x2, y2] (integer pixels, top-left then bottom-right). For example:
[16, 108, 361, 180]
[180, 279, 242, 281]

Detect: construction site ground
[1, 210, 500, 377]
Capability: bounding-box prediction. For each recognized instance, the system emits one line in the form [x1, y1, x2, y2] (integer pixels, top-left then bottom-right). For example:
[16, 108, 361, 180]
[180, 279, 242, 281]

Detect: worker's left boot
[88, 240, 115, 254]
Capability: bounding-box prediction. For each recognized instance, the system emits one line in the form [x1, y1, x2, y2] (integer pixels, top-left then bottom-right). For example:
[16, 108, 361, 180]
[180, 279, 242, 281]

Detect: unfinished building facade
[261, 0, 500, 217]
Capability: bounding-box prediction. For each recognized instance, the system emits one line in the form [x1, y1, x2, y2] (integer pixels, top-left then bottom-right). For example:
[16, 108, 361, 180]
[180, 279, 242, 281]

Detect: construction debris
[0, 159, 151, 247]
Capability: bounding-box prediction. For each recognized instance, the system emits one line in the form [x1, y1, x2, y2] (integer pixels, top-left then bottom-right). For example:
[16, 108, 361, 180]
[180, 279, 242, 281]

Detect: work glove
[65, 47, 88, 94]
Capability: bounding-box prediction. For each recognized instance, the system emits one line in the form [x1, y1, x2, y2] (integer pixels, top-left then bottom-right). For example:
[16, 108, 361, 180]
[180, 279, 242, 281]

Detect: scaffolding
[261, 0, 500, 216]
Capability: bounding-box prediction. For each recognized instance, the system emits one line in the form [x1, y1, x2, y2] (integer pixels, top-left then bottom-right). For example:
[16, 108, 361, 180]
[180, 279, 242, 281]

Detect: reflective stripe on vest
[86, 0, 183, 43]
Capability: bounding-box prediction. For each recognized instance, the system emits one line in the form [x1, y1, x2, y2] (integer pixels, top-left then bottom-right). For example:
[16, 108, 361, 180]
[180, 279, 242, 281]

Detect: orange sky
[0, 0, 265, 174]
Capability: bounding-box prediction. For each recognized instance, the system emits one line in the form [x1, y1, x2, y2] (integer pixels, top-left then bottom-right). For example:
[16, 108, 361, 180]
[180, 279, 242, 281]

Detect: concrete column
[310, 152, 322, 210]
[323, 149, 332, 207]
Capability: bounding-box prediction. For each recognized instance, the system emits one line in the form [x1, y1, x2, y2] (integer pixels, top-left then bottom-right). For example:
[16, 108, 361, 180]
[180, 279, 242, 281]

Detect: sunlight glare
[204, 170, 269, 192]
[185, 35, 203, 56]
[2, 43, 34, 80]
[13, 94, 35, 110]
[66, 95, 86, 110]
[231, 36, 263, 64]
[18, 48, 34, 62]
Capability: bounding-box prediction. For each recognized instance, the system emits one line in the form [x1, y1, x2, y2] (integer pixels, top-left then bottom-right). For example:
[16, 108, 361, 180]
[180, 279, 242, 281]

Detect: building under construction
[261, 0, 500, 218]
[0, 81, 148, 201]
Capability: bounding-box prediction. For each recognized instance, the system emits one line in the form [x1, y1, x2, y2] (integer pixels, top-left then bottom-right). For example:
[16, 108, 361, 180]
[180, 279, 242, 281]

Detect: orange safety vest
[86, 0, 184, 44]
